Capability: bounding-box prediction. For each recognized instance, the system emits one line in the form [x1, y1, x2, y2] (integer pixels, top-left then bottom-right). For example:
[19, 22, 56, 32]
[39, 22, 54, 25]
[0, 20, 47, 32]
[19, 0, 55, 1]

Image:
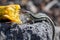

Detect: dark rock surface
[0, 21, 54, 40]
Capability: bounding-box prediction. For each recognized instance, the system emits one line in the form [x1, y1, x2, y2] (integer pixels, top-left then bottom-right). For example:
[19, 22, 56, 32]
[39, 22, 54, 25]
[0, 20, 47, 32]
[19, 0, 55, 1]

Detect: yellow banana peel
[0, 4, 22, 24]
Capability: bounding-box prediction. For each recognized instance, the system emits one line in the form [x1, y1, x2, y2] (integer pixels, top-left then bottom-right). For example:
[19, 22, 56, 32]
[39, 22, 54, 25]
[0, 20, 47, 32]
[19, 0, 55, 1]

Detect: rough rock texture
[0, 21, 54, 40]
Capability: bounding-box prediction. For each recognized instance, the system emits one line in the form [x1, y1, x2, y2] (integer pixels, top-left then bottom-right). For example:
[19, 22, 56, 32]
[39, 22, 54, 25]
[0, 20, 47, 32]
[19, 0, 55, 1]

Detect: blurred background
[0, 0, 60, 40]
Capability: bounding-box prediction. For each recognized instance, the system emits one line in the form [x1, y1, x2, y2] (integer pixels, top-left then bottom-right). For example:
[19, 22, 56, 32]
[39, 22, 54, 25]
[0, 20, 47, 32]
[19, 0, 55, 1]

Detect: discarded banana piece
[0, 4, 22, 24]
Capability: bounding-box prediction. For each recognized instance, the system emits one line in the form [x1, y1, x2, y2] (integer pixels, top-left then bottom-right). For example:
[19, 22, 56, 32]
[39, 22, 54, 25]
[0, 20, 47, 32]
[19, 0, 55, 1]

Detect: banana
[0, 4, 22, 24]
